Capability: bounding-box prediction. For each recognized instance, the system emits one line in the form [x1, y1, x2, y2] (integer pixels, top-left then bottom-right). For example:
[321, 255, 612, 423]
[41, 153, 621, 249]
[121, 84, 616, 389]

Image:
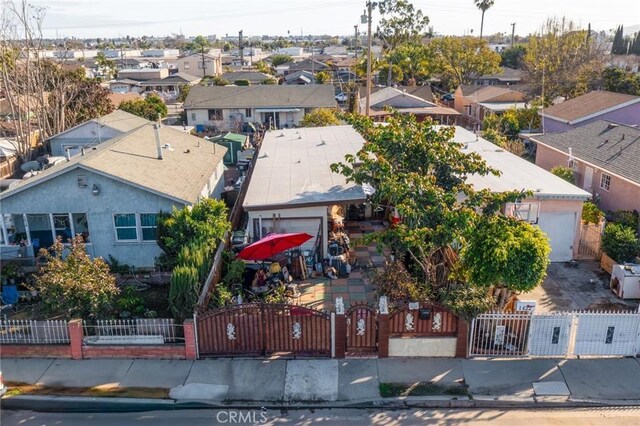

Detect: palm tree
[474, 0, 495, 39]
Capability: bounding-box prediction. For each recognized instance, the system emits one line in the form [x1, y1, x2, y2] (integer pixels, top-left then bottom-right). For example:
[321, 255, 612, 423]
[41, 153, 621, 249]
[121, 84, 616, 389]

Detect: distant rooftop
[541, 90, 640, 124]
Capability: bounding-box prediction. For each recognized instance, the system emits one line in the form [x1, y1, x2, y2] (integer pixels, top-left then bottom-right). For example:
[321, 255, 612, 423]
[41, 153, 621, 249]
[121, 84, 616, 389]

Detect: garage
[537, 212, 577, 262]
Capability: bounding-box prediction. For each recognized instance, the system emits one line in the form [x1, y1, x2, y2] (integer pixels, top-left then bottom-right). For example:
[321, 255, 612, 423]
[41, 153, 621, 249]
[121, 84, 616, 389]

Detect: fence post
[183, 319, 198, 360]
[378, 313, 389, 358]
[334, 312, 346, 359]
[455, 319, 469, 358]
[68, 319, 84, 360]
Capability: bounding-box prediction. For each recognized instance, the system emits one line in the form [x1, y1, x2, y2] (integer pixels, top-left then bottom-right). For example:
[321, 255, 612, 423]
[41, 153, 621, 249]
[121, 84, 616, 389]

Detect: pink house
[530, 120, 640, 214]
[541, 90, 640, 133]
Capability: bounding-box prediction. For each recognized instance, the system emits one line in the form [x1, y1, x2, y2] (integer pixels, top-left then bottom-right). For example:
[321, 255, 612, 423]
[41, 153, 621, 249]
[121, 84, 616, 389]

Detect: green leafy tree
[300, 108, 340, 127]
[254, 60, 274, 75]
[611, 26, 626, 55]
[522, 18, 605, 100]
[177, 84, 191, 103]
[33, 236, 119, 319]
[582, 201, 604, 224]
[95, 52, 117, 80]
[346, 81, 361, 114]
[184, 35, 210, 54]
[430, 37, 501, 90]
[384, 43, 435, 85]
[550, 166, 575, 184]
[473, 0, 495, 39]
[202, 75, 230, 86]
[600, 67, 640, 96]
[119, 94, 168, 121]
[269, 54, 293, 67]
[315, 70, 331, 84]
[500, 44, 526, 69]
[461, 215, 551, 292]
[376, 0, 430, 86]
[601, 223, 640, 263]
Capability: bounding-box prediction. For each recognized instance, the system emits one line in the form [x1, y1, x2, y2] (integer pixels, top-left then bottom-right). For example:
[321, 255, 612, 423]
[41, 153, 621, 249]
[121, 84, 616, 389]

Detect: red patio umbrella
[236, 232, 313, 261]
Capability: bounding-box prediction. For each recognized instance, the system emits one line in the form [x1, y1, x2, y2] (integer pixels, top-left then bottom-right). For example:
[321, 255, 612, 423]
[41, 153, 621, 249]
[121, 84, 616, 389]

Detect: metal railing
[83, 318, 179, 345]
[0, 319, 70, 344]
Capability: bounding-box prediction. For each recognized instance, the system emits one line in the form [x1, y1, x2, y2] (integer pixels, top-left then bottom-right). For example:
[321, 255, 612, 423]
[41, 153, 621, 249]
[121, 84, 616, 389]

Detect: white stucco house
[0, 123, 227, 268]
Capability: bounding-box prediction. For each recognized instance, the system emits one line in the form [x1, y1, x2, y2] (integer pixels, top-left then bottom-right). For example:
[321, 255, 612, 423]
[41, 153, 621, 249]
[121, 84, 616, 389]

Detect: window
[77, 175, 88, 188]
[140, 213, 157, 241]
[208, 109, 223, 120]
[191, 112, 196, 120]
[183, 61, 190, 69]
[600, 173, 611, 191]
[505, 202, 540, 224]
[114, 214, 137, 241]
[245, 108, 252, 118]
[72, 213, 90, 242]
[53, 214, 72, 242]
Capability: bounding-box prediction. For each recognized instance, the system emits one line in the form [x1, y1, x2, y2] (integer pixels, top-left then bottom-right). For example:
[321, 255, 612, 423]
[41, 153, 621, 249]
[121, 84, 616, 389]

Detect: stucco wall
[542, 103, 640, 133]
[388, 337, 457, 357]
[49, 124, 123, 156]
[186, 108, 306, 130]
[0, 168, 184, 268]
[535, 145, 640, 213]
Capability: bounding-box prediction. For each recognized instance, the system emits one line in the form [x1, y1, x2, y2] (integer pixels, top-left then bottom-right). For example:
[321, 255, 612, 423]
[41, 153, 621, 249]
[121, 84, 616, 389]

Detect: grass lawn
[5, 382, 170, 399]
[379, 382, 470, 398]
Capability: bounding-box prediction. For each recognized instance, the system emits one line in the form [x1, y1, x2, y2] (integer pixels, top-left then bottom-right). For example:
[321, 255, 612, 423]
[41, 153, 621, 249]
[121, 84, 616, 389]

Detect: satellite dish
[21, 161, 41, 173]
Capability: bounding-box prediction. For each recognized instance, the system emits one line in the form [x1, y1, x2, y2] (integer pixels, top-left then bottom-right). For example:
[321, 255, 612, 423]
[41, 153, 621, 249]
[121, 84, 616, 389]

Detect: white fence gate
[469, 310, 640, 358]
[527, 313, 573, 356]
[574, 311, 640, 356]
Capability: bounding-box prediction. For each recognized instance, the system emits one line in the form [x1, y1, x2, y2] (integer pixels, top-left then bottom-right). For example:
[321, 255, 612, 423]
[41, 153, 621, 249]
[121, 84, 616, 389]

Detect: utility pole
[510, 23, 516, 47]
[364, 1, 375, 117]
[201, 44, 206, 78]
[238, 30, 244, 69]
[354, 25, 359, 60]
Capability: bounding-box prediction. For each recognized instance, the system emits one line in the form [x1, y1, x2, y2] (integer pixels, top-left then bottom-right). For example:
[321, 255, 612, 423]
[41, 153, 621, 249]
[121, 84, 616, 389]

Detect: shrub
[582, 201, 604, 225]
[300, 108, 340, 127]
[371, 260, 430, 303]
[610, 210, 639, 231]
[601, 223, 640, 263]
[550, 166, 575, 184]
[438, 285, 495, 321]
[233, 79, 250, 86]
[168, 265, 200, 321]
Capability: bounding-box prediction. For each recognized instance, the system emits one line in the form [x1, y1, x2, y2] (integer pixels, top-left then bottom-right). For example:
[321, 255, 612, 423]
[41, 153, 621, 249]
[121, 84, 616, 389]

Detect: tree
[269, 54, 293, 67]
[461, 215, 551, 292]
[331, 113, 528, 310]
[345, 82, 361, 114]
[178, 85, 191, 103]
[384, 43, 435, 85]
[95, 52, 117, 80]
[600, 67, 640, 96]
[473, 0, 495, 39]
[550, 166, 575, 184]
[184, 35, 210, 54]
[500, 45, 526, 69]
[582, 201, 604, 225]
[202, 75, 230, 86]
[376, 0, 430, 86]
[631, 32, 640, 55]
[254, 60, 273, 75]
[430, 37, 501, 90]
[601, 223, 639, 263]
[522, 18, 605, 100]
[315, 70, 331, 84]
[300, 108, 340, 127]
[33, 236, 119, 319]
[611, 26, 625, 55]
[119, 94, 168, 121]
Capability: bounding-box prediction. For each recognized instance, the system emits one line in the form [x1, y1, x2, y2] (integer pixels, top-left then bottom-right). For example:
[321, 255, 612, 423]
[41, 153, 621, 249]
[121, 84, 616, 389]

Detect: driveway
[522, 260, 638, 312]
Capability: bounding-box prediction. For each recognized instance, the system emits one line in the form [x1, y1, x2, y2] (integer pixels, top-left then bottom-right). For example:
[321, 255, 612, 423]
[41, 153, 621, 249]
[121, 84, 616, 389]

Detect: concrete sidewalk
[2, 357, 640, 404]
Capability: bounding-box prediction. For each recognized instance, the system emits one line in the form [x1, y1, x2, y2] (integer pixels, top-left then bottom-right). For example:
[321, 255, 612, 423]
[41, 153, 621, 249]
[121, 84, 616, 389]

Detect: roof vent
[163, 143, 174, 151]
[607, 123, 619, 129]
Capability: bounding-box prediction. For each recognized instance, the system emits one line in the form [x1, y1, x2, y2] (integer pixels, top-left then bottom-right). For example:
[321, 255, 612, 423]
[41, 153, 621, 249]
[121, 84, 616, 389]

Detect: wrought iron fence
[0, 319, 70, 344]
[83, 318, 179, 345]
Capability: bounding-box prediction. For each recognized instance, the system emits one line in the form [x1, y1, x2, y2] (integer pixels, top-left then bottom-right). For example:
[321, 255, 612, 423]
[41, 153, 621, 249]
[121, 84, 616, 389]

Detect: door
[536, 212, 576, 262]
[583, 166, 594, 192]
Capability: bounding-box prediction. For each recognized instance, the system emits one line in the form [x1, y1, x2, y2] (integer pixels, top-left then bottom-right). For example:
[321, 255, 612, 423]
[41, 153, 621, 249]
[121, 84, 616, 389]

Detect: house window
[114, 214, 138, 241]
[183, 61, 190, 69]
[72, 213, 90, 242]
[140, 213, 157, 241]
[208, 109, 223, 120]
[191, 112, 196, 120]
[245, 108, 252, 118]
[77, 175, 88, 188]
[53, 214, 72, 242]
[600, 173, 611, 191]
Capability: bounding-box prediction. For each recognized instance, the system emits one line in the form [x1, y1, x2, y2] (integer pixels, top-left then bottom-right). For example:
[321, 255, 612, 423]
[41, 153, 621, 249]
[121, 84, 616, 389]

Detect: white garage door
[255, 218, 322, 252]
[536, 212, 576, 262]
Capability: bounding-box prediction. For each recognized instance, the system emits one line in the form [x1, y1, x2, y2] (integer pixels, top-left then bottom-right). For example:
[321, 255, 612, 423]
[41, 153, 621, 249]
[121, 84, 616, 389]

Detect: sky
[30, 0, 640, 40]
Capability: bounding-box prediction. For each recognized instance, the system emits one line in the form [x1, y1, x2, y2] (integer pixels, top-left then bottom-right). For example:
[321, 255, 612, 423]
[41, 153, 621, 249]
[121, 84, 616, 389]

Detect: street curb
[3, 394, 640, 413]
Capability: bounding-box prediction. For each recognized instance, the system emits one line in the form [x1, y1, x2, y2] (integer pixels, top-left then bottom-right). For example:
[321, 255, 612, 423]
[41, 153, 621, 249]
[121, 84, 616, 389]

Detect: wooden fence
[576, 220, 605, 260]
[389, 303, 458, 337]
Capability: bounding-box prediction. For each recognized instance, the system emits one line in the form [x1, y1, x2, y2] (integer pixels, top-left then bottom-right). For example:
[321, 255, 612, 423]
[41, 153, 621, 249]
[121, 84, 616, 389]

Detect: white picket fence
[83, 318, 177, 344]
[469, 310, 640, 358]
[0, 319, 70, 344]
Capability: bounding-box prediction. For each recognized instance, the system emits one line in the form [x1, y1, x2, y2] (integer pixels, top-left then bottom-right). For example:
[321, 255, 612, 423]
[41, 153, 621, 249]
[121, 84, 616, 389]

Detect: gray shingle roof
[533, 120, 640, 184]
[183, 85, 337, 109]
[221, 71, 272, 84]
[47, 110, 149, 141]
[3, 123, 226, 204]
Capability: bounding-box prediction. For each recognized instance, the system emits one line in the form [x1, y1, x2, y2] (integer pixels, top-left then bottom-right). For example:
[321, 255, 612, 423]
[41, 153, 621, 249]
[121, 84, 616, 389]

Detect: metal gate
[197, 303, 331, 357]
[468, 312, 532, 357]
[574, 311, 640, 356]
[527, 313, 573, 356]
[576, 220, 604, 260]
[345, 303, 377, 355]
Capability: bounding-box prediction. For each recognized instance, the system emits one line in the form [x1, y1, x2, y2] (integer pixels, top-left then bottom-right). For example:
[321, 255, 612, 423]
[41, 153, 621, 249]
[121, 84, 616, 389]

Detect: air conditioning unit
[505, 202, 540, 224]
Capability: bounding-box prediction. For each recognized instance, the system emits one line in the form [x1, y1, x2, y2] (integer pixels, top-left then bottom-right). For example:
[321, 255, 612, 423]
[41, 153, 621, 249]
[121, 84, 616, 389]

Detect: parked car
[442, 93, 454, 101]
[335, 92, 348, 102]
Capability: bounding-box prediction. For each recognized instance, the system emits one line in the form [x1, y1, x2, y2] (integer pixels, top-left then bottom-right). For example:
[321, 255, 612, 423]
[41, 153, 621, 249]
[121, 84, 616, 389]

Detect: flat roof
[243, 125, 367, 210]
[445, 126, 592, 200]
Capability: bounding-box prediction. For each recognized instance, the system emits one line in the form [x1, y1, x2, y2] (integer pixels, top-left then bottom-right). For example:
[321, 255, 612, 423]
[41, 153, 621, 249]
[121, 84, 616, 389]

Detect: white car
[335, 92, 348, 102]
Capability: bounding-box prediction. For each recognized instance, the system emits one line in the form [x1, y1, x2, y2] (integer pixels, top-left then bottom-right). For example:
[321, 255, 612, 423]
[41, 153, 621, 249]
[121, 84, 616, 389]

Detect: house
[243, 126, 368, 256]
[183, 85, 336, 131]
[0, 122, 227, 268]
[453, 85, 527, 126]
[111, 68, 201, 100]
[474, 67, 524, 86]
[540, 90, 640, 133]
[284, 58, 331, 76]
[528, 120, 640, 213]
[170, 53, 222, 78]
[0, 138, 20, 178]
[220, 71, 273, 85]
[47, 110, 149, 157]
[448, 126, 592, 262]
[284, 70, 317, 85]
[362, 87, 459, 124]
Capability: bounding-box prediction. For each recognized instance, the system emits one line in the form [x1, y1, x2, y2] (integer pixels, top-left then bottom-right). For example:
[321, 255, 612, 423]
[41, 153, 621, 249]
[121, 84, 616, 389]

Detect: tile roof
[542, 90, 640, 123]
[532, 120, 640, 184]
[183, 85, 337, 109]
[2, 123, 226, 204]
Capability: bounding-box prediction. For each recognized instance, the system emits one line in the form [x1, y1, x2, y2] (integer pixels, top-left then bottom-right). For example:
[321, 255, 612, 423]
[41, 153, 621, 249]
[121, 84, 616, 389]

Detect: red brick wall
[82, 345, 186, 359]
[0, 345, 71, 358]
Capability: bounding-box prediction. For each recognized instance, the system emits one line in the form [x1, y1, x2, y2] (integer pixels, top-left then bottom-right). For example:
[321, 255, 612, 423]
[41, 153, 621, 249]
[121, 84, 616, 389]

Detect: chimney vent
[153, 123, 163, 160]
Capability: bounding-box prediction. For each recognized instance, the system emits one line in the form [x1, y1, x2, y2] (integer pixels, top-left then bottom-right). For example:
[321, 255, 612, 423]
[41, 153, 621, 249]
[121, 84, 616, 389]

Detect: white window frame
[113, 213, 138, 242]
[505, 202, 541, 224]
[600, 173, 611, 191]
